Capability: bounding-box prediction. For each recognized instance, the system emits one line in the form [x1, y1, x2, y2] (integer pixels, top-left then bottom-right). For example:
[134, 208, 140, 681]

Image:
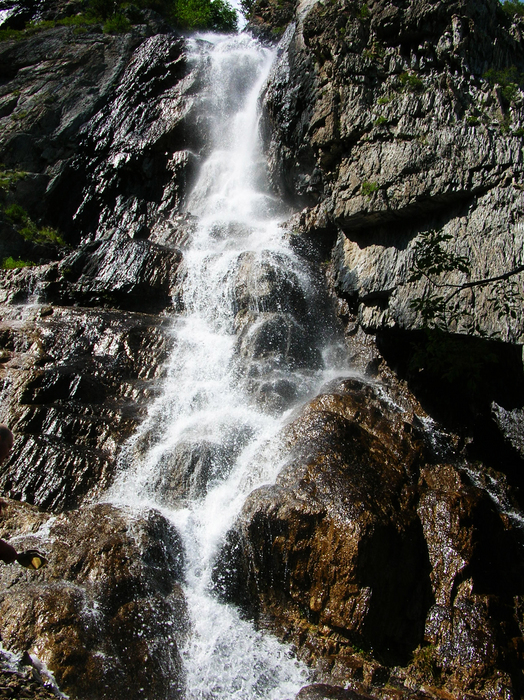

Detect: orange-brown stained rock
[0, 501, 187, 700]
[213, 377, 524, 698]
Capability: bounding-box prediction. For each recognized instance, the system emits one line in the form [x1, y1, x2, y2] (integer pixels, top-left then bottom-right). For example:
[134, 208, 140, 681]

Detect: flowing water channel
[108, 31, 347, 699]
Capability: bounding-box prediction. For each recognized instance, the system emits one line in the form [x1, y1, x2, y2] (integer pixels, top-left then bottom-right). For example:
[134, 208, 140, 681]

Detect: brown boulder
[213, 377, 524, 697]
[213, 377, 433, 666]
[0, 500, 187, 700]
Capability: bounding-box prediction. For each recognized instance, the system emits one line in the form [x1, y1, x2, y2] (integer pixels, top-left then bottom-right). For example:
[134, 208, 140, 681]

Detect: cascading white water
[108, 31, 347, 699]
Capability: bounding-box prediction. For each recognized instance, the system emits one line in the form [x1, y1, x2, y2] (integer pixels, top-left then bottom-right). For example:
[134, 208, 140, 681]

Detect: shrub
[0, 27, 23, 41]
[361, 180, 379, 196]
[358, 3, 370, 19]
[4, 203, 27, 224]
[399, 71, 424, 93]
[1, 0, 238, 35]
[484, 66, 524, 104]
[1, 257, 35, 269]
[172, 0, 237, 30]
[0, 168, 27, 191]
[3, 204, 65, 246]
[501, 0, 524, 17]
[103, 13, 131, 32]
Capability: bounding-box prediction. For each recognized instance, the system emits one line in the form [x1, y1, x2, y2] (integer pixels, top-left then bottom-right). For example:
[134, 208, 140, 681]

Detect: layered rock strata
[0, 1, 523, 699]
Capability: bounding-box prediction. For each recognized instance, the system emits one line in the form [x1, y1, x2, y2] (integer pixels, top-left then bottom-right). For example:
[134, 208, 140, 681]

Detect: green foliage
[0, 27, 23, 41]
[399, 71, 424, 93]
[358, 2, 370, 19]
[409, 231, 510, 394]
[409, 227, 524, 335]
[103, 13, 131, 32]
[1, 0, 238, 36]
[1, 256, 35, 269]
[361, 180, 379, 197]
[0, 167, 27, 191]
[501, 0, 524, 17]
[409, 229, 470, 285]
[3, 204, 65, 246]
[57, 15, 99, 28]
[377, 95, 393, 105]
[484, 66, 524, 104]
[374, 115, 387, 126]
[4, 203, 27, 224]
[239, 0, 253, 17]
[173, 0, 237, 30]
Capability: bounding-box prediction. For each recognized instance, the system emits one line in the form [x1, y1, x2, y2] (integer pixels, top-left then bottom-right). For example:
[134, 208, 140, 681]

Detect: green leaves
[1, 256, 35, 269]
[409, 229, 469, 283]
[483, 66, 524, 105]
[409, 227, 523, 337]
[361, 180, 379, 197]
[398, 71, 424, 93]
[1, 0, 238, 35]
[173, 0, 237, 30]
[501, 0, 524, 17]
[3, 203, 65, 246]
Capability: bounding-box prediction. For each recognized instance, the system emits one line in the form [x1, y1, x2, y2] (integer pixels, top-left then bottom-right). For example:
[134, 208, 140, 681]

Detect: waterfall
[108, 31, 346, 699]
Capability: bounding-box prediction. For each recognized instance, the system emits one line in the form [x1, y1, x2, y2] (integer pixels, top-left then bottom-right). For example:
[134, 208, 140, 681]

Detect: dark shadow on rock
[356, 521, 434, 666]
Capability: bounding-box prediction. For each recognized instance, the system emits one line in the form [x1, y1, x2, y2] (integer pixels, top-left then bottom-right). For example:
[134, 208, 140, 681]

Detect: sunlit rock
[0, 500, 187, 700]
[214, 377, 524, 697]
[0, 303, 173, 511]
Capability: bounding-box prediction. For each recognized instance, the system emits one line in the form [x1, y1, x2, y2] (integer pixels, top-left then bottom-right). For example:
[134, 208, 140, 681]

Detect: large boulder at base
[213, 377, 524, 698]
[0, 500, 187, 700]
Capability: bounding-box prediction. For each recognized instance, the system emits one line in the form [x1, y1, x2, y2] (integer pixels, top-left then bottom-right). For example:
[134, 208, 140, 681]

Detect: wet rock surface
[0, 299, 174, 511]
[0, 500, 187, 700]
[0, 1, 523, 699]
[0, 664, 59, 700]
[215, 377, 524, 699]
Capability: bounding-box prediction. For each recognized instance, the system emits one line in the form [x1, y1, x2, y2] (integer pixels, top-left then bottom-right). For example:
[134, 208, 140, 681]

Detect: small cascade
[108, 32, 347, 699]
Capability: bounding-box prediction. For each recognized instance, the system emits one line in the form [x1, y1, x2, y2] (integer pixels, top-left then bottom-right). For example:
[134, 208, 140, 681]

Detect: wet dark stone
[0, 501, 187, 700]
[214, 378, 524, 695]
[0, 304, 173, 512]
[50, 233, 182, 313]
[150, 440, 234, 504]
[295, 685, 371, 700]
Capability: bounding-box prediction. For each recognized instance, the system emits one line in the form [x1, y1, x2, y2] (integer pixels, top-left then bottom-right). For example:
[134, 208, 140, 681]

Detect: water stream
[108, 32, 346, 699]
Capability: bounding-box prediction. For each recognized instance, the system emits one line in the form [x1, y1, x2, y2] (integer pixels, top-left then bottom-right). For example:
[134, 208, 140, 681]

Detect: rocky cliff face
[226, 0, 524, 697]
[0, 2, 523, 700]
[0, 18, 195, 699]
[257, 0, 524, 430]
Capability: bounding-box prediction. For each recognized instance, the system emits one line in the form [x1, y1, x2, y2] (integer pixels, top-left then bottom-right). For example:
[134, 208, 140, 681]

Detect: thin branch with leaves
[408, 228, 524, 336]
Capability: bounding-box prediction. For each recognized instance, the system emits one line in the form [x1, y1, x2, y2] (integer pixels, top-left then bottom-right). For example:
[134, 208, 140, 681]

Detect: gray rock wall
[0, 3, 524, 700]
[259, 0, 524, 343]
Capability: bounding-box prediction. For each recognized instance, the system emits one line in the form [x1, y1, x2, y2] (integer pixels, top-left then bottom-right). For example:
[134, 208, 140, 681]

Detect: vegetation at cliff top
[0, 0, 237, 34]
[501, 0, 524, 16]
